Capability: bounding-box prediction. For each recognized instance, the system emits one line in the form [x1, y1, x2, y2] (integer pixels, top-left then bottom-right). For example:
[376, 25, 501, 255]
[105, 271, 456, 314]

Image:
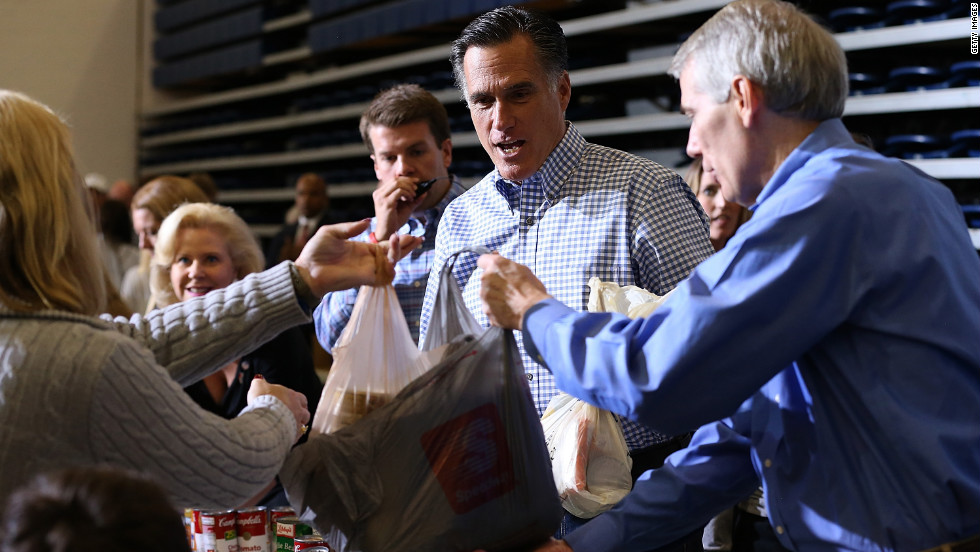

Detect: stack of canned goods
[182, 505, 332, 552]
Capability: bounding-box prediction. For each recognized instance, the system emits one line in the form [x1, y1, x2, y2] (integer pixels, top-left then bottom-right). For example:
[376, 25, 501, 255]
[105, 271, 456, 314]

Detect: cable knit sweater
[0, 262, 309, 508]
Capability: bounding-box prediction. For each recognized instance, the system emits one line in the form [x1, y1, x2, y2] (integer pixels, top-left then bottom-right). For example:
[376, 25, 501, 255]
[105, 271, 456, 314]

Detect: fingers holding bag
[247, 376, 311, 440]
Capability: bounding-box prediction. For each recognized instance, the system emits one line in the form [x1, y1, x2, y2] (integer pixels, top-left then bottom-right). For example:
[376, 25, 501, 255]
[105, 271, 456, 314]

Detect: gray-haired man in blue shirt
[478, 1, 980, 550]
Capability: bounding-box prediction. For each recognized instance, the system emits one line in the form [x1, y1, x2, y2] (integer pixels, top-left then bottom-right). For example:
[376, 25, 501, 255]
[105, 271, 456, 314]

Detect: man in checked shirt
[417, 6, 714, 548]
[314, 84, 468, 348]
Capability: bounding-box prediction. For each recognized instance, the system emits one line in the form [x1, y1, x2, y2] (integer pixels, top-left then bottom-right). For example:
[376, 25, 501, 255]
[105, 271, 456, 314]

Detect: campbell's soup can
[192, 508, 208, 552]
[236, 506, 270, 552]
[275, 516, 312, 552]
[269, 506, 295, 537]
[202, 509, 239, 552]
[293, 534, 327, 551]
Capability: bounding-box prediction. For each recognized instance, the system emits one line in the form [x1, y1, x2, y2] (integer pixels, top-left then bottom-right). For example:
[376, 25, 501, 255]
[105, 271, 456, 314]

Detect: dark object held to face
[415, 176, 449, 198]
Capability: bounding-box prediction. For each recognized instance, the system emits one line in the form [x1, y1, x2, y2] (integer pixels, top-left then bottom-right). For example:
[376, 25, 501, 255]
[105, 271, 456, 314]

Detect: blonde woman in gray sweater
[0, 90, 419, 508]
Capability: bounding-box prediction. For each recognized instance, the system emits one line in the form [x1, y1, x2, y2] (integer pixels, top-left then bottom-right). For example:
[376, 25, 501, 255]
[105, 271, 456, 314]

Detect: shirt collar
[752, 118, 853, 209]
[297, 214, 321, 228]
[425, 174, 466, 220]
[490, 122, 581, 209]
[401, 175, 467, 235]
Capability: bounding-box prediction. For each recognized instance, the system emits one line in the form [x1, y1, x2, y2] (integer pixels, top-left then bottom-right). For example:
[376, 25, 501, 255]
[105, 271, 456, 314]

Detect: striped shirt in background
[314, 177, 467, 350]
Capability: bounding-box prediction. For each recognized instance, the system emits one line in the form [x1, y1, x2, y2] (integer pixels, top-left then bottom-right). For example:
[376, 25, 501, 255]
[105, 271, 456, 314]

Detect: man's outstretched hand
[295, 219, 423, 298]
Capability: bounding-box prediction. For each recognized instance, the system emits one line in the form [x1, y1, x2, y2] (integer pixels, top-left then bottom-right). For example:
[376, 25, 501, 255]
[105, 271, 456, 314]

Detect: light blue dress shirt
[418, 123, 714, 450]
[525, 119, 980, 551]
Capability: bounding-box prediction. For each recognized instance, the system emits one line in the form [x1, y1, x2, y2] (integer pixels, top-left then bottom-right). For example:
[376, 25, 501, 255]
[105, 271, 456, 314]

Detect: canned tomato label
[275, 517, 312, 552]
[202, 509, 239, 552]
[293, 534, 326, 551]
[236, 506, 269, 552]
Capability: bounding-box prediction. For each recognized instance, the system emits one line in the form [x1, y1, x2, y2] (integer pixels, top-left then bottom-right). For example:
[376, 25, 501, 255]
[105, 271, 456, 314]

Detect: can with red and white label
[202, 509, 239, 552]
[293, 534, 328, 551]
[236, 506, 270, 552]
[192, 508, 208, 552]
[268, 506, 295, 538]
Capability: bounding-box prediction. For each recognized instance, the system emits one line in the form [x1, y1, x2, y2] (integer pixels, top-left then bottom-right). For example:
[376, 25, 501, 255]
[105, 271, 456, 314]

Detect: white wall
[0, 0, 141, 183]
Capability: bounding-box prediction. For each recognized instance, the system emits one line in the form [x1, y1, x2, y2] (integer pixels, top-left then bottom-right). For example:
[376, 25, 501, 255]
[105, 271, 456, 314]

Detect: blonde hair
[130, 175, 210, 243]
[149, 203, 264, 308]
[0, 90, 107, 314]
[129, 175, 211, 311]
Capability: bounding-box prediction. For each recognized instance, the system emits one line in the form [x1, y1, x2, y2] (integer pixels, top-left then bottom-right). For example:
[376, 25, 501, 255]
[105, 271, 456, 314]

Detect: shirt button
[525, 216, 535, 226]
[413, 280, 421, 288]
[536, 355, 545, 364]
[525, 373, 533, 381]
[764, 459, 772, 468]
[776, 526, 784, 535]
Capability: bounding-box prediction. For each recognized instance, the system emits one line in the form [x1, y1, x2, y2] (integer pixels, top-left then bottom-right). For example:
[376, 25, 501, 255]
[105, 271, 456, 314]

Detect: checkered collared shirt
[419, 124, 714, 450]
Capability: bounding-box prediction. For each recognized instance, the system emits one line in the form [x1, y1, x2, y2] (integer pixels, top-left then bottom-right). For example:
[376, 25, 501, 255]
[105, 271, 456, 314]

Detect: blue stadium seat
[887, 65, 948, 91]
[828, 6, 885, 32]
[885, 0, 950, 25]
[884, 133, 949, 159]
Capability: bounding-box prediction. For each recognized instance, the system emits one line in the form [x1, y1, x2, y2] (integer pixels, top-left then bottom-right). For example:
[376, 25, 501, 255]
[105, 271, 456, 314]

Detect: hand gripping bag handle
[420, 245, 491, 351]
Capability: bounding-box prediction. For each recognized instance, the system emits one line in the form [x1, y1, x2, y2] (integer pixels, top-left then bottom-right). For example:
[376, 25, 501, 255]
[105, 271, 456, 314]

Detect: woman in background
[99, 198, 140, 292]
[151, 202, 323, 506]
[686, 157, 751, 252]
[120, 175, 209, 313]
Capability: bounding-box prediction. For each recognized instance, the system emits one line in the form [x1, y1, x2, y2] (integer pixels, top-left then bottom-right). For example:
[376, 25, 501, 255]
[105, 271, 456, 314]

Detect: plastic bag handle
[442, 245, 492, 278]
[420, 246, 493, 352]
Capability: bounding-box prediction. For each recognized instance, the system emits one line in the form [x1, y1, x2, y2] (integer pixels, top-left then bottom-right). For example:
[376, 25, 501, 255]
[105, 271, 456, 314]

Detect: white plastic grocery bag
[541, 277, 678, 519]
[541, 392, 633, 519]
[586, 276, 675, 318]
[310, 283, 431, 435]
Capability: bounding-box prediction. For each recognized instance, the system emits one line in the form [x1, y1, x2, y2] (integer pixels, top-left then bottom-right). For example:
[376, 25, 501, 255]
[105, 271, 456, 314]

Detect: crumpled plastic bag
[280, 248, 561, 552]
[541, 392, 632, 519]
[586, 276, 674, 319]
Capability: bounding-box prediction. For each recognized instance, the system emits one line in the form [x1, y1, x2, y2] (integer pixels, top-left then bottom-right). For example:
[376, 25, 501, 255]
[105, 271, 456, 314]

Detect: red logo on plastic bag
[421, 403, 515, 514]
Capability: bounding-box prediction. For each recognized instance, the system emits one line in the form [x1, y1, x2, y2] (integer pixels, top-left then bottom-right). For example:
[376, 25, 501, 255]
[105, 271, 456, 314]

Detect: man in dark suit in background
[266, 172, 331, 268]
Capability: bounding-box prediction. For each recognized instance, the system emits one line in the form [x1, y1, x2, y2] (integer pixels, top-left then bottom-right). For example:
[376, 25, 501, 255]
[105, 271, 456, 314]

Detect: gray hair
[669, 0, 848, 121]
[450, 6, 568, 104]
